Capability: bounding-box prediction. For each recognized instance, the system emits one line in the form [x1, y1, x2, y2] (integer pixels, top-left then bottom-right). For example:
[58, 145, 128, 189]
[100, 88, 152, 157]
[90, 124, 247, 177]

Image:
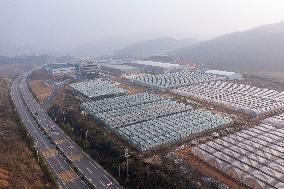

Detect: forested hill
[172, 21, 284, 71]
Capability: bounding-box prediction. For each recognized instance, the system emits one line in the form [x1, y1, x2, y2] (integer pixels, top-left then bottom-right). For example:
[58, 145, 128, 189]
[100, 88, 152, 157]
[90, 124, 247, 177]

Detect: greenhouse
[264, 113, 284, 128]
[130, 71, 226, 90]
[117, 110, 232, 151]
[192, 121, 284, 189]
[171, 81, 284, 117]
[81, 92, 162, 114]
[95, 99, 194, 129]
[70, 79, 128, 99]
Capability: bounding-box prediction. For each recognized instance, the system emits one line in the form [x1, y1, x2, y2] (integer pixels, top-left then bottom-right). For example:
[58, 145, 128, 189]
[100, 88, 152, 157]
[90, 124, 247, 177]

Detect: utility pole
[125, 148, 130, 182]
[63, 111, 66, 122]
[34, 142, 39, 162]
[85, 130, 88, 140]
[113, 164, 121, 177]
[118, 164, 121, 177]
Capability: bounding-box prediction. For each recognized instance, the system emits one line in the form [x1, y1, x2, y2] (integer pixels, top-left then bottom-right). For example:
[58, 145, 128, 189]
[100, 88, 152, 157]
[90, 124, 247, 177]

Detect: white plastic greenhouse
[70, 79, 128, 99]
[81, 92, 162, 114]
[192, 121, 284, 189]
[131, 71, 227, 90]
[171, 81, 284, 117]
[117, 110, 232, 151]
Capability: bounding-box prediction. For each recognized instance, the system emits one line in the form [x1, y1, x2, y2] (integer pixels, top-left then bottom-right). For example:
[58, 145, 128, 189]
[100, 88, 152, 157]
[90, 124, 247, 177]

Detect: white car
[107, 182, 113, 187]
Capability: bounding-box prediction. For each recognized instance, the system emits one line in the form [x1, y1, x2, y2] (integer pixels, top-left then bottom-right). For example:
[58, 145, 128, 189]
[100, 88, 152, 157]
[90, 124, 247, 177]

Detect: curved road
[11, 76, 89, 189]
[17, 72, 123, 189]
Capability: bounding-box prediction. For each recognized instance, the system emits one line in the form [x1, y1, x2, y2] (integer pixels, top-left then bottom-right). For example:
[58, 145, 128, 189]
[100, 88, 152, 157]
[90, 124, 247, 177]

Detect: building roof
[133, 60, 180, 68]
[205, 70, 237, 77]
[104, 64, 139, 70]
[46, 63, 75, 69]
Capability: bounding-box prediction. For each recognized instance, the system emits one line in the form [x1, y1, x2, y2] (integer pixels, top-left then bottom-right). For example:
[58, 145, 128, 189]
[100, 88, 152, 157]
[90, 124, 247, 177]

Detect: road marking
[54, 139, 66, 145]
[100, 180, 106, 187]
[104, 175, 111, 182]
[87, 168, 92, 174]
[58, 169, 79, 184]
[69, 153, 83, 161]
[41, 148, 59, 159]
[90, 162, 98, 169]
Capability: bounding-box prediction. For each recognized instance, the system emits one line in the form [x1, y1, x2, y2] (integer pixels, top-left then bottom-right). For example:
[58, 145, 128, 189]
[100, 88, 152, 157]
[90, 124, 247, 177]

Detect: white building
[77, 59, 99, 75]
[101, 64, 142, 76]
[205, 70, 242, 80]
[129, 60, 188, 74]
[44, 63, 76, 76]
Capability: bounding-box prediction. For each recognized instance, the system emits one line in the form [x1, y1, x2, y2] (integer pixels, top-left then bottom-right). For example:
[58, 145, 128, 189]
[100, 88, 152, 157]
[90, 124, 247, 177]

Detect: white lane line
[87, 168, 92, 174]
[99, 180, 106, 187]
[104, 175, 111, 182]
[90, 162, 98, 169]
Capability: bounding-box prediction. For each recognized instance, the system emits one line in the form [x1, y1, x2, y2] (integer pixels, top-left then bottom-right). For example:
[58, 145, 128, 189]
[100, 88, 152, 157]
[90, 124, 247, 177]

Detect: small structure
[205, 70, 242, 80]
[44, 63, 76, 76]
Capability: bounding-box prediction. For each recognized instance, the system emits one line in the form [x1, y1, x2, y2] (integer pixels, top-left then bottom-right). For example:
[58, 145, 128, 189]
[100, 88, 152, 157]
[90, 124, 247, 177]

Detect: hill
[70, 33, 167, 58]
[172, 21, 284, 71]
[113, 37, 199, 58]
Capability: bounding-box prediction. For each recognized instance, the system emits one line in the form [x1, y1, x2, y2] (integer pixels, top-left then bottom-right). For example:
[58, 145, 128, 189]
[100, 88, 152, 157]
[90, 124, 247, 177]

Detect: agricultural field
[29, 80, 54, 103]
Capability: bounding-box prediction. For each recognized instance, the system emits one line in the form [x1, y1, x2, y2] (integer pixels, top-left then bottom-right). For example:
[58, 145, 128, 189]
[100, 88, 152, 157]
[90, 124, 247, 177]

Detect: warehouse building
[205, 70, 242, 80]
[44, 63, 76, 76]
[101, 64, 142, 76]
[128, 60, 189, 74]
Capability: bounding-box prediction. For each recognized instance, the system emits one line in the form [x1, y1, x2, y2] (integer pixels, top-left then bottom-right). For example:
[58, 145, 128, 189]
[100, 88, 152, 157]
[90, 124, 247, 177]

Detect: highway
[11, 76, 89, 189]
[18, 72, 123, 189]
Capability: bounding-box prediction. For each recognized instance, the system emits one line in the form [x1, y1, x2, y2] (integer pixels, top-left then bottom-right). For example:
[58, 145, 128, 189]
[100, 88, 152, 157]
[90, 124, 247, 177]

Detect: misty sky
[1, 0, 284, 50]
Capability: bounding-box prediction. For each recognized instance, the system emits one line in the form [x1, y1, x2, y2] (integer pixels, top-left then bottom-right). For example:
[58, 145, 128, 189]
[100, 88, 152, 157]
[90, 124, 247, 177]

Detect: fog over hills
[113, 37, 200, 58]
[172, 21, 284, 71]
[70, 32, 171, 58]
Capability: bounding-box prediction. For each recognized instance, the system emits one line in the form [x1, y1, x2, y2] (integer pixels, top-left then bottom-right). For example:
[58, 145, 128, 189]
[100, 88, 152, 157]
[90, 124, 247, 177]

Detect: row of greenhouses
[264, 113, 284, 128]
[70, 79, 127, 99]
[95, 99, 193, 129]
[80, 92, 233, 151]
[171, 81, 284, 117]
[117, 110, 233, 151]
[192, 122, 284, 189]
[81, 92, 162, 114]
[130, 72, 226, 90]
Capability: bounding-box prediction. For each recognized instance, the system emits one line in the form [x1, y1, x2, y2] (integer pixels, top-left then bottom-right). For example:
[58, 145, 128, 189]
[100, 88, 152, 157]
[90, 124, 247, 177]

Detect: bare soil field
[112, 76, 150, 94]
[0, 71, 55, 188]
[29, 80, 54, 103]
[243, 71, 284, 90]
